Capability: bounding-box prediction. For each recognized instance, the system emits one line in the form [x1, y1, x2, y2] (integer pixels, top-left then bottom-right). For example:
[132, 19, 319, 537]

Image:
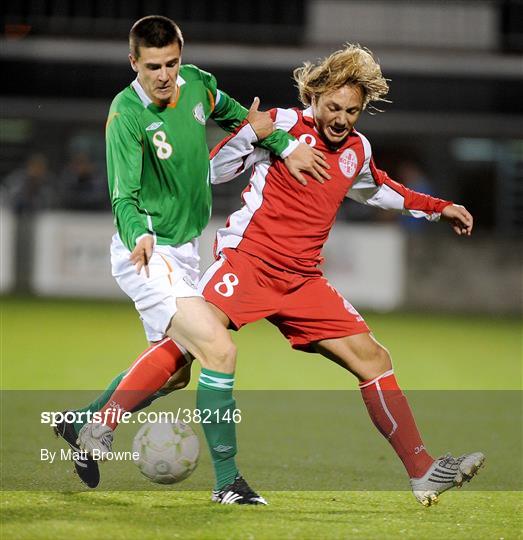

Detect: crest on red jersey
[338, 148, 358, 178]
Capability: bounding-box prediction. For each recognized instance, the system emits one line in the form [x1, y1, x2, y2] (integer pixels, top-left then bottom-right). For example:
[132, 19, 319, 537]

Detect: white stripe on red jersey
[210, 107, 451, 275]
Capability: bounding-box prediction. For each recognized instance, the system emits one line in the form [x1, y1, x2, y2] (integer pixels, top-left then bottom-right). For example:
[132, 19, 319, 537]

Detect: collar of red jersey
[302, 106, 314, 125]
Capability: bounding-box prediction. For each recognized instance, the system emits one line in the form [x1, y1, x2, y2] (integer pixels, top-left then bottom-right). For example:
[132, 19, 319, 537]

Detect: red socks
[359, 370, 434, 479]
[97, 342, 433, 481]
[100, 338, 187, 429]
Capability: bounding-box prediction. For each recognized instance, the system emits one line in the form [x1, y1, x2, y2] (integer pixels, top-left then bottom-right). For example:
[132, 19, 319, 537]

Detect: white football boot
[77, 423, 114, 461]
[410, 452, 485, 506]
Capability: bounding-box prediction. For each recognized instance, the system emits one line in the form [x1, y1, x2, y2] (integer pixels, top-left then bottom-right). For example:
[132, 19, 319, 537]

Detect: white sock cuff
[359, 369, 395, 389]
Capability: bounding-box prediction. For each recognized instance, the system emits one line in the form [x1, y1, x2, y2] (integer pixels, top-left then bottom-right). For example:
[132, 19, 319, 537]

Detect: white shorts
[111, 233, 202, 342]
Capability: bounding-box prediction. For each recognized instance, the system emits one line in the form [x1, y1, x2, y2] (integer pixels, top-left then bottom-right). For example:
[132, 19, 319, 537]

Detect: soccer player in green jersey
[55, 15, 328, 501]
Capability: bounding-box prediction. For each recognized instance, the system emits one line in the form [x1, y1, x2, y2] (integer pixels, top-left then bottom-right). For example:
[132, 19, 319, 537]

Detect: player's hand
[442, 204, 474, 236]
[130, 235, 154, 277]
[284, 143, 331, 185]
[246, 97, 274, 140]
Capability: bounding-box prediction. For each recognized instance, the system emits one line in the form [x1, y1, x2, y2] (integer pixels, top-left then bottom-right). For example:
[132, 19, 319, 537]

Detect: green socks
[72, 369, 165, 435]
[73, 365, 240, 491]
[197, 368, 239, 490]
[73, 370, 127, 434]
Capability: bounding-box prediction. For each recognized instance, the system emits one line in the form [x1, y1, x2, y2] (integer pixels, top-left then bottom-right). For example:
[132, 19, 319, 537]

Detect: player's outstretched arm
[441, 204, 474, 236]
[347, 146, 456, 225]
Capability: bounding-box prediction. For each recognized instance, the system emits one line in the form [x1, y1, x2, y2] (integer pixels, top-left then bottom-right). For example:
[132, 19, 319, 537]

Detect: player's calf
[95, 339, 188, 431]
[159, 359, 193, 393]
[168, 296, 237, 373]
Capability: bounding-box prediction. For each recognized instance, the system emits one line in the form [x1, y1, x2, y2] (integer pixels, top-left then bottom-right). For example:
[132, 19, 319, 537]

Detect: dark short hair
[129, 15, 184, 58]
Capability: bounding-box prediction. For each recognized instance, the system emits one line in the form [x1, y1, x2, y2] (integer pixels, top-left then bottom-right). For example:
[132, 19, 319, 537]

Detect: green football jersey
[106, 64, 295, 250]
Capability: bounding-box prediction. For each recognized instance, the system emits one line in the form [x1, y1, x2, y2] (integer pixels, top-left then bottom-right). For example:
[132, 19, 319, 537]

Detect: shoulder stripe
[105, 112, 120, 130]
[275, 108, 299, 132]
[354, 130, 373, 179]
[355, 131, 372, 162]
[207, 89, 215, 112]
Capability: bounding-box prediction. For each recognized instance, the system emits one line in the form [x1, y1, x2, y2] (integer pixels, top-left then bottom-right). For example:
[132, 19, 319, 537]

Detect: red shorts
[199, 249, 369, 351]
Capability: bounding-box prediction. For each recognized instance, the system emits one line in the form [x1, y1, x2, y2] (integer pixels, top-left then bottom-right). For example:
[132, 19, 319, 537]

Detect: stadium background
[0, 1, 522, 539]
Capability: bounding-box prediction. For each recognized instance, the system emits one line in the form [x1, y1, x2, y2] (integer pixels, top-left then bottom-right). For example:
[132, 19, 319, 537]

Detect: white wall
[0, 206, 15, 292]
[28, 212, 406, 310]
[11, 211, 521, 314]
[32, 212, 124, 298]
[322, 223, 405, 311]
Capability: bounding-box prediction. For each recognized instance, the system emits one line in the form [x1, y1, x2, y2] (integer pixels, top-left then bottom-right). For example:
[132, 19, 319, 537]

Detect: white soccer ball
[132, 421, 199, 484]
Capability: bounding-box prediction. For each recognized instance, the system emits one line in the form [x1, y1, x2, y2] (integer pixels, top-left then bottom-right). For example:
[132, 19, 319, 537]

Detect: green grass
[2, 297, 521, 390]
[2, 491, 521, 540]
[1, 297, 521, 539]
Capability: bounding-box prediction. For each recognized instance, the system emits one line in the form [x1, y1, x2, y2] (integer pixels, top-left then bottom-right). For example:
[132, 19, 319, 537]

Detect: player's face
[312, 85, 364, 147]
[129, 42, 182, 106]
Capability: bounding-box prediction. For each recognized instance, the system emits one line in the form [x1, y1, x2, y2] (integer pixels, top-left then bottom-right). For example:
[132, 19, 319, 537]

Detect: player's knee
[355, 340, 392, 379]
[370, 343, 392, 375]
[202, 339, 237, 372]
[215, 341, 237, 371]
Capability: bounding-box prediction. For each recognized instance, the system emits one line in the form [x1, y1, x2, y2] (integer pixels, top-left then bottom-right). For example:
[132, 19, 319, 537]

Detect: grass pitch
[3, 491, 521, 540]
[1, 297, 521, 539]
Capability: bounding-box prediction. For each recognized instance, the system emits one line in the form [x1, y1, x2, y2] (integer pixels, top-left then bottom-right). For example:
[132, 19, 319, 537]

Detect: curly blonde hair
[293, 43, 390, 111]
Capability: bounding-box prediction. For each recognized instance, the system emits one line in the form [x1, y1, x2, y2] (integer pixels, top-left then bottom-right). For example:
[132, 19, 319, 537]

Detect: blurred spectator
[1, 152, 59, 291]
[1, 153, 58, 214]
[59, 152, 108, 211]
[396, 160, 434, 231]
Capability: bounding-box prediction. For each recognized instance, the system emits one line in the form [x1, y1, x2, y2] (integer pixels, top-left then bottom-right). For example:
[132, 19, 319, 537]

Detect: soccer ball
[132, 421, 199, 484]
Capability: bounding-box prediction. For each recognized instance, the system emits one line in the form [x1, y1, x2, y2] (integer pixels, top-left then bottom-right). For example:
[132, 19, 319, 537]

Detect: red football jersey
[210, 107, 451, 275]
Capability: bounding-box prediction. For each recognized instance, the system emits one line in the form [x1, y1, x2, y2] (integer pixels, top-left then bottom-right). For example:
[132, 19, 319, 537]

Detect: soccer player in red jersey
[72, 44, 484, 505]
